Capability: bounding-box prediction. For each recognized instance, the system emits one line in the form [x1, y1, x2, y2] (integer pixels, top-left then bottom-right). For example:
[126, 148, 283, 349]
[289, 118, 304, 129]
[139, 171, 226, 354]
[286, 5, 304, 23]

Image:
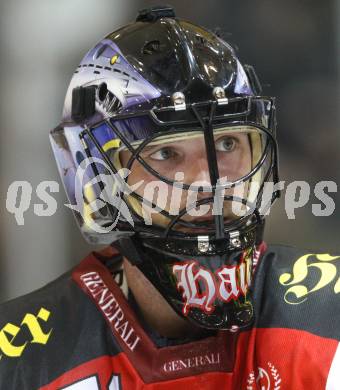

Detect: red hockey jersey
[0, 245, 339, 389]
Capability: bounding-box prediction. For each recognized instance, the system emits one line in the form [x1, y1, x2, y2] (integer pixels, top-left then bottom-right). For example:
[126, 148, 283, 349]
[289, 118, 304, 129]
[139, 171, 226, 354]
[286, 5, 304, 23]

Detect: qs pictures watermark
[4, 159, 338, 229]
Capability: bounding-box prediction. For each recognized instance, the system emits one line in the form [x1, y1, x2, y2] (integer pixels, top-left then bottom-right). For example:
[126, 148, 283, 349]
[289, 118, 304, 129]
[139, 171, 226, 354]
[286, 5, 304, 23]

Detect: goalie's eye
[149, 147, 178, 161]
[215, 136, 237, 152]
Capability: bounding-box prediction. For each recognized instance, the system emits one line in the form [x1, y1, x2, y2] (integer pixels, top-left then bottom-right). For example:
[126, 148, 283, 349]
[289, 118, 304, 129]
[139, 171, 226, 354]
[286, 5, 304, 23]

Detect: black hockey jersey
[0, 245, 340, 389]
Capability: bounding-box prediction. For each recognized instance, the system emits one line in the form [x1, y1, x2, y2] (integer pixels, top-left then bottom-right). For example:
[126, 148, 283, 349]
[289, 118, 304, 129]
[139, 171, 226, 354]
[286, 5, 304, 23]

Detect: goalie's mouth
[174, 216, 234, 233]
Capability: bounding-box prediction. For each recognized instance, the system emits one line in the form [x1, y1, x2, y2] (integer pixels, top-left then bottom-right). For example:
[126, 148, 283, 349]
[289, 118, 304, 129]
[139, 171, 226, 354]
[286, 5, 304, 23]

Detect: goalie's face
[50, 113, 277, 329]
[117, 127, 264, 330]
[119, 129, 253, 229]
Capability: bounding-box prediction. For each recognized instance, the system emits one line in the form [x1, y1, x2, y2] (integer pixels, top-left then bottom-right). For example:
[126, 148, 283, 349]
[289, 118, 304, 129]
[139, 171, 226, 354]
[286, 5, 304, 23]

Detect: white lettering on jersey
[163, 352, 221, 372]
[80, 272, 140, 352]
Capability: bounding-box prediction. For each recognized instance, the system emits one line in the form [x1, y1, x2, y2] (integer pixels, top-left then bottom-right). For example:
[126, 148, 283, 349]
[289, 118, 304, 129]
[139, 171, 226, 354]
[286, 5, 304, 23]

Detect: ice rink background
[0, 0, 339, 302]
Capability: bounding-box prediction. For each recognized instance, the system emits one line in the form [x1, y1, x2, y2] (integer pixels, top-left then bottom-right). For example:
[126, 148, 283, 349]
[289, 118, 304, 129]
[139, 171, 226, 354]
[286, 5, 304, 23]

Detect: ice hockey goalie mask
[50, 7, 280, 330]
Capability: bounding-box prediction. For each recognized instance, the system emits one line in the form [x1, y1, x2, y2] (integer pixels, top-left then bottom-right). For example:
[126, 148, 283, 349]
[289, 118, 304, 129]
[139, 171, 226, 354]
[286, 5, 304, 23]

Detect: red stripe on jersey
[39, 326, 339, 389]
[72, 254, 238, 382]
[39, 354, 234, 389]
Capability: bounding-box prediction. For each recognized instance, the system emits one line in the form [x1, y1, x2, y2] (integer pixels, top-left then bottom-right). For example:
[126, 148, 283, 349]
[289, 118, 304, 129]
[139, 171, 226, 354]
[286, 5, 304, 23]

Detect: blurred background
[0, 0, 339, 302]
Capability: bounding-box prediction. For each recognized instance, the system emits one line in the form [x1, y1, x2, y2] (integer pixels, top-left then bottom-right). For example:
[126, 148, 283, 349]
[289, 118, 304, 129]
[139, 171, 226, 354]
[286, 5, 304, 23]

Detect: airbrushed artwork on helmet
[62, 39, 161, 125]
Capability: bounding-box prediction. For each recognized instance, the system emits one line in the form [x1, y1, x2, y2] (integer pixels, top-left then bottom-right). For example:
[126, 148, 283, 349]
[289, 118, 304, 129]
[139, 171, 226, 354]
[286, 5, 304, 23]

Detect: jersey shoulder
[0, 253, 122, 389]
[254, 244, 340, 340]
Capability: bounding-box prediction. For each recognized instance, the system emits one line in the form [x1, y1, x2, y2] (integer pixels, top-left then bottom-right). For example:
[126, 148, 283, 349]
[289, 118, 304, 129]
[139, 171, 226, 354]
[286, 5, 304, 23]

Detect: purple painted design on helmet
[62, 39, 161, 126]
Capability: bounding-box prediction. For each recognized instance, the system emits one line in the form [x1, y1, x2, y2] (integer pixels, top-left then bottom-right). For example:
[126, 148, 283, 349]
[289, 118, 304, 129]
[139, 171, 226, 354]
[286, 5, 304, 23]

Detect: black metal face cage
[78, 96, 280, 244]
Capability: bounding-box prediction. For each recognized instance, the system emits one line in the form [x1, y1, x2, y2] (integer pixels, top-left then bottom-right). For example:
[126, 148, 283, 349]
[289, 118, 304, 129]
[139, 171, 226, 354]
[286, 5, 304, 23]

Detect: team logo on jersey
[172, 256, 252, 315]
[279, 253, 340, 304]
[246, 362, 282, 390]
[0, 307, 52, 360]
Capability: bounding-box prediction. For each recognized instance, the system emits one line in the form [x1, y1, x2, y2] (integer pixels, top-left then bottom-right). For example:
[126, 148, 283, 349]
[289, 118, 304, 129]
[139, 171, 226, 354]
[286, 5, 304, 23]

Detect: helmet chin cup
[117, 221, 263, 330]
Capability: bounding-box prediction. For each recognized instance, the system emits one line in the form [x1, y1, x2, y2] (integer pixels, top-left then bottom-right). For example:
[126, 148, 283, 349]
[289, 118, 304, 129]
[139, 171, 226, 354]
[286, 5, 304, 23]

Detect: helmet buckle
[172, 91, 186, 111]
[197, 235, 210, 253]
[230, 231, 241, 248]
[213, 86, 229, 105]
